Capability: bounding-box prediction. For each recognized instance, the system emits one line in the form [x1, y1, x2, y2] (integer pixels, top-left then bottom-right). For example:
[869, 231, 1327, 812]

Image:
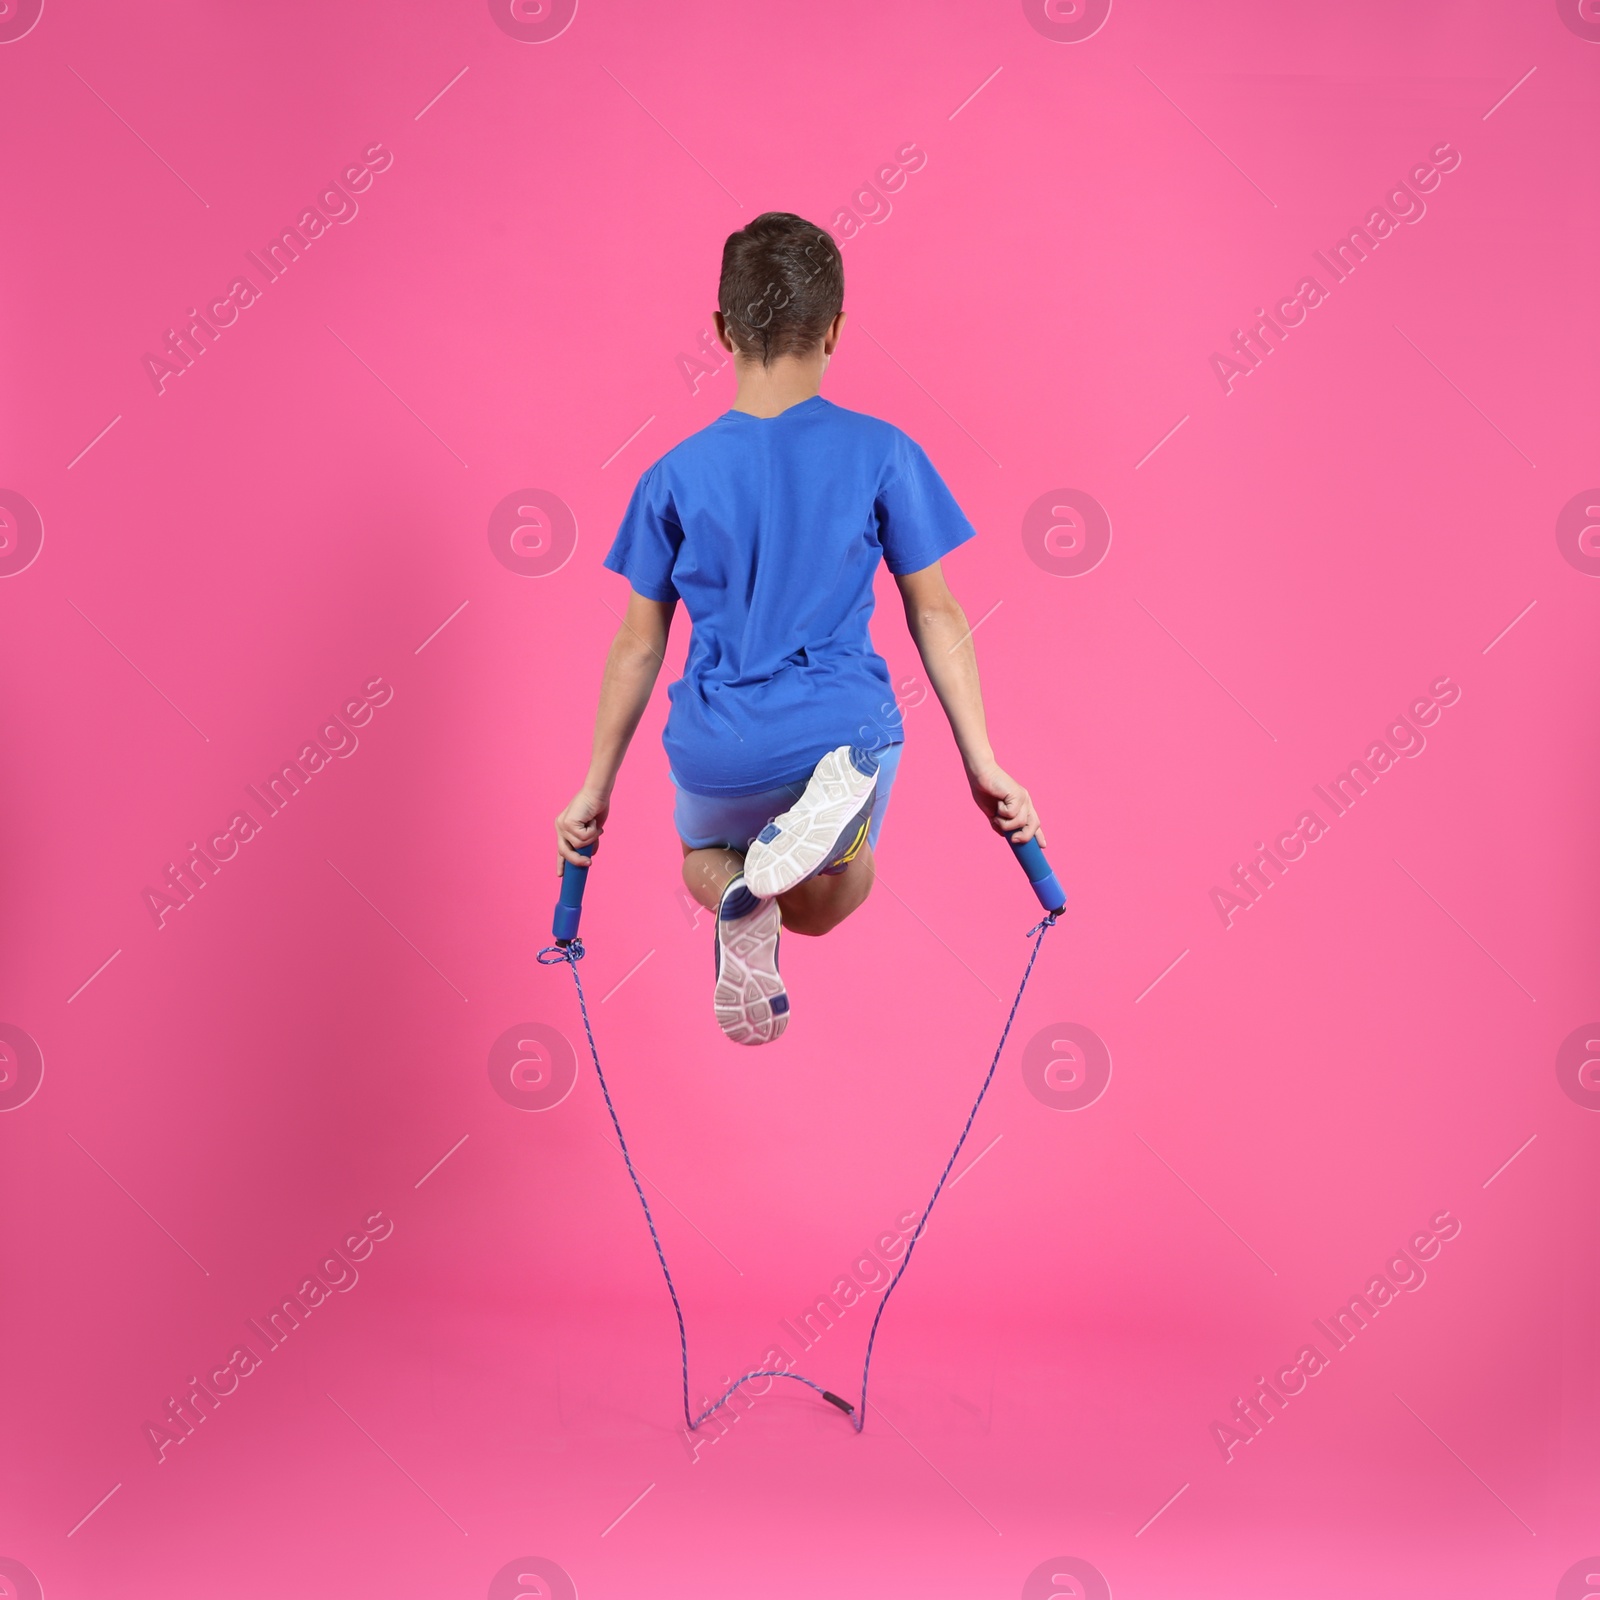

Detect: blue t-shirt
[604, 395, 976, 797]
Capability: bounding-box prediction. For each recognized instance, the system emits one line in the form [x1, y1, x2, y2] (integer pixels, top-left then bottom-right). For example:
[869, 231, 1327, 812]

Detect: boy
[555, 213, 1043, 1046]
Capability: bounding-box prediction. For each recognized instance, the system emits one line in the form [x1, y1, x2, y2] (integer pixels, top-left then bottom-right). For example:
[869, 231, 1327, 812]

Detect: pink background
[3, 1, 1598, 1595]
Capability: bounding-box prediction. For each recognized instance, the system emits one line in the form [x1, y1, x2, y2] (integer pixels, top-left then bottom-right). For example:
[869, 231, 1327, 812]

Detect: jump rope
[537, 830, 1066, 1435]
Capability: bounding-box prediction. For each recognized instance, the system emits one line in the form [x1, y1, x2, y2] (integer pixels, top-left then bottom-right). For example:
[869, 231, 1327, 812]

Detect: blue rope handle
[539, 906, 1058, 1434]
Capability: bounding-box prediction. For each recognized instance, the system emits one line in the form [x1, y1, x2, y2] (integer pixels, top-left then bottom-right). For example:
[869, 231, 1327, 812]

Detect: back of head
[718, 213, 844, 367]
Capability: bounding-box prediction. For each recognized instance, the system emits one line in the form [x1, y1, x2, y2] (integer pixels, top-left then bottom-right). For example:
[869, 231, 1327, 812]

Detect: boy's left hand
[967, 763, 1045, 847]
[555, 788, 610, 870]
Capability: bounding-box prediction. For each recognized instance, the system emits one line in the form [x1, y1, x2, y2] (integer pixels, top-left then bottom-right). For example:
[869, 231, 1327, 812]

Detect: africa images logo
[1556, 0, 1600, 41]
[1210, 1211, 1462, 1461]
[143, 1212, 394, 1462]
[1022, 489, 1112, 577]
[1209, 143, 1462, 394]
[1556, 489, 1600, 576]
[1210, 676, 1461, 927]
[1021, 1022, 1112, 1111]
[487, 0, 578, 43]
[1556, 1024, 1600, 1111]
[1020, 0, 1112, 44]
[488, 490, 578, 577]
[142, 144, 395, 395]
[0, 489, 44, 577]
[142, 677, 394, 928]
[0, 1024, 45, 1113]
[0, 0, 43, 44]
[1021, 1556, 1112, 1600]
[488, 1023, 578, 1112]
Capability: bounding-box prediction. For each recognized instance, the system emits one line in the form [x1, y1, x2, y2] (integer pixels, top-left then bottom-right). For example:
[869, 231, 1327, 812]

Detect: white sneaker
[743, 746, 879, 899]
[714, 875, 789, 1046]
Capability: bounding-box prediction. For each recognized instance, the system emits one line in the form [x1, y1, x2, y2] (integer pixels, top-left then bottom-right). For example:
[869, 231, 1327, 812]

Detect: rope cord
[538, 909, 1058, 1434]
[850, 911, 1056, 1430]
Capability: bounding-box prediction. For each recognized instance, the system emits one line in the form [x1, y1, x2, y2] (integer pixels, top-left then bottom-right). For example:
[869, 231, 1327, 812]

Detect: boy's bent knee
[682, 846, 744, 912]
[778, 856, 873, 936]
[783, 902, 852, 937]
[783, 902, 846, 937]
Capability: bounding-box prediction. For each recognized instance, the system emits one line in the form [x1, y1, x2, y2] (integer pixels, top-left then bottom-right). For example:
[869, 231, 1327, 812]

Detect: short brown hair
[717, 212, 843, 367]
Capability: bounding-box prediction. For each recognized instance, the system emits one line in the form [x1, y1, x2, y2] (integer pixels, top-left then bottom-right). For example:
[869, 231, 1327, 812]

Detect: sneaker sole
[744, 747, 878, 898]
[714, 895, 789, 1046]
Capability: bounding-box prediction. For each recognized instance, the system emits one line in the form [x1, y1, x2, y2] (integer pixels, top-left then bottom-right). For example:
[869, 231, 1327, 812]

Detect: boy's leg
[683, 845, 744, 911]
[743, 747, 881, 899]
[776, 843, 874, 936]
[681, 840, 873, 934]
[682, 843, 790, 1045]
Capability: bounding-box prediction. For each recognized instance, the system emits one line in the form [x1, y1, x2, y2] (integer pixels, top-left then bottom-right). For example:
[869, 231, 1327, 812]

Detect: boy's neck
[729, 352, 826, 419]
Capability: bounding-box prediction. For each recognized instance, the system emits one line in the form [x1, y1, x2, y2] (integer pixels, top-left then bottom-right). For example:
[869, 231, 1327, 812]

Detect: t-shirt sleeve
[603, 461, 682, 601]
[874, 430, 978, 576]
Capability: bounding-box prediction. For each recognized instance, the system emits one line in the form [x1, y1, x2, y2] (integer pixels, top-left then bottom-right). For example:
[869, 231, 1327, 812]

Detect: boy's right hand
[555, 788, 609, 871]
[967, 762, 1045, 847]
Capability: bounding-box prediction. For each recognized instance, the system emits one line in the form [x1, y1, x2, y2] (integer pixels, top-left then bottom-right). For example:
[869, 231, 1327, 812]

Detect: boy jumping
[555, 213, 1044, 1046]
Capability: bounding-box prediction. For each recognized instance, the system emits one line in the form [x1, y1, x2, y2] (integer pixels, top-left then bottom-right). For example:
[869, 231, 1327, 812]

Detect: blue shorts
[672, 741, 903, 853]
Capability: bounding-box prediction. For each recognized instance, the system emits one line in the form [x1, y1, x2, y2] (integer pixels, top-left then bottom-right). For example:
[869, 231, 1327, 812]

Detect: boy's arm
[894, 562, 1045, 846]
[554, 590, 676, 869]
